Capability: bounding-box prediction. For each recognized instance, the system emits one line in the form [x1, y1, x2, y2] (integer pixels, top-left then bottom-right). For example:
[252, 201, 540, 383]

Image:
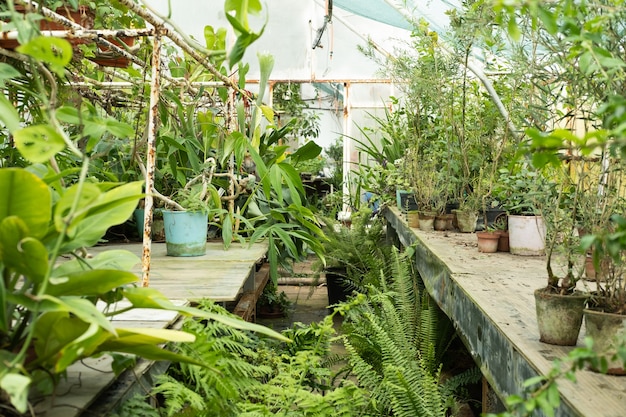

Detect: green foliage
[486, 335, 626, 417]
[114, 300, 373, 417]
[0, 2, 289, 411]
[316, 208, 390, 295]
[337, 247, 480, 416]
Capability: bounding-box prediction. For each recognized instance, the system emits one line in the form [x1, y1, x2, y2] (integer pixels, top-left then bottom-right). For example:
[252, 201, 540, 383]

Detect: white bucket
[508, 215, 546, 256]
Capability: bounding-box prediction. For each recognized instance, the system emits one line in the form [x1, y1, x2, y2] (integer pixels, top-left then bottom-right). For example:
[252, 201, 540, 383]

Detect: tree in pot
[580, 211, 626, 374]
[532, 162, 589, 346]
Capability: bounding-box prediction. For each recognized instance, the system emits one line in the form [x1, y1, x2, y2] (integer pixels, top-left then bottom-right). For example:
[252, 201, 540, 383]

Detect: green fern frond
[152, 375, 207, 417]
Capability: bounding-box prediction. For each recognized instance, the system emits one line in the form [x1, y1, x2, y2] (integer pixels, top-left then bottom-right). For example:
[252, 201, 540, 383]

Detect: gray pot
[535, 288, 587, 346]
[584, 308, 626, 375]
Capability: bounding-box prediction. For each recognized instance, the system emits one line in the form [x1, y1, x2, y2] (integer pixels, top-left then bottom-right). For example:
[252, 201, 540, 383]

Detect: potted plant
[409, 156, 439, 231]
[455, 174, 484, 233]
[159, 160, 223, 257]
[314, 207, 389, 306]
[256, 280, 291, 318]
[534, 168, 589, 345]
[575, 169, 626, 373]
[582, 220, 626, 374]
[495, 164, 548, 255]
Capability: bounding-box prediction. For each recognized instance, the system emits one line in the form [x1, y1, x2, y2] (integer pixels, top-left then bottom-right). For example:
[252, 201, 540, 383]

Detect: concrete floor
[256, 256, 334, 330]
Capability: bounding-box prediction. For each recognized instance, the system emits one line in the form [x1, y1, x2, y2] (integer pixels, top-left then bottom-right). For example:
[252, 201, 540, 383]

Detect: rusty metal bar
[0, 28, 154, 41]
[116, 0, 246, 97]
[13, 0, 147, 67]
[141, 30, 162, 287]
[342, 81, 351, 213]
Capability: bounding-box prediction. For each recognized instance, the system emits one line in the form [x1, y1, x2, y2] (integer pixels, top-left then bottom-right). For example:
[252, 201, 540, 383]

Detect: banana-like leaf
[52, 249, 140, 277]
[0, 217, 48, 283]
[96, 342, 206, 367]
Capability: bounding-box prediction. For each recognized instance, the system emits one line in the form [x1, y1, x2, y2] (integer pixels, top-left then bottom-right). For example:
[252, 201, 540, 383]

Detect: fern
[152, 375, 207, 416]
[110, 394, 160, 417]
[342, 247, 478, 416]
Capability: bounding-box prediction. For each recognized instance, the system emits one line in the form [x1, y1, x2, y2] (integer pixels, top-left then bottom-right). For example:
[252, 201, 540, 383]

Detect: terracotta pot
[476, 231, 499, 253]
[497, 231, 510, 252]
[0, 6, 94, 50]
[91, 37, 135, 68]
[584, 253, 608, 282]
[434, 214, 453, 231]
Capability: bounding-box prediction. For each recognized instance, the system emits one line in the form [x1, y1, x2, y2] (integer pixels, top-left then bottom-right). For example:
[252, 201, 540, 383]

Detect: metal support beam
[141, 31, 162, 287]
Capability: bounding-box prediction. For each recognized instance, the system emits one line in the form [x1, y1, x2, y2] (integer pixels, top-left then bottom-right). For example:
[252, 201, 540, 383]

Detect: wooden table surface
[89, 241, 269, 302]
[384, 207, 626, 417]
[40, 240, 269, 416]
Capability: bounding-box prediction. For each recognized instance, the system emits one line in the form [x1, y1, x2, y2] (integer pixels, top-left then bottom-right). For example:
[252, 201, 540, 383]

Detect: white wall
[143, 0, 411, 80]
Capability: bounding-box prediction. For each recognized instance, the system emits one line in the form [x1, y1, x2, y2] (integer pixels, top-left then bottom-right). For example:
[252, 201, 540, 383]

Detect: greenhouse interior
[1, 0, 626, 416]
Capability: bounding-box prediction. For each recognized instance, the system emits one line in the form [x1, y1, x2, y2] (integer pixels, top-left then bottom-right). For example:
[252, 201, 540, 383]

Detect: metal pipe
[342, 81, 352, 213]
[0, 28, 154, 41]
[141, 30, 163, 287]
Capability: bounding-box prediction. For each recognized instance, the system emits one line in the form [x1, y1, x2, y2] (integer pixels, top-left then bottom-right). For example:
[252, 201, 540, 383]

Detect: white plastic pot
[508, 215, 546, 256]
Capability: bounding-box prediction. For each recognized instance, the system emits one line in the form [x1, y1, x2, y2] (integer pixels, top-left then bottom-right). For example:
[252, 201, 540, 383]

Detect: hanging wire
[312, 0, 332, 49]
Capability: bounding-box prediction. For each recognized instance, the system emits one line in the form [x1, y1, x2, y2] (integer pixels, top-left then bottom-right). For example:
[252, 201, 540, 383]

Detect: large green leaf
[54, 181, 143, 251]
[97, 339, 206, 367]
[290, 140, 322, 163]
[47, 269, 138, 297]
[0, 93, 21, 132]
[0, 63, 21, 87]
[41, 295, 118, 335]
[101, 327, 195, 345]
[56, 106, 135, 141]
[0, 374, 30, 414]
[0, 168, 51, 239]
[0, 217, 49, 283]
[53, 321, 108, 373]
[52, 249, 139, 277]
[17, 37, 72, 77]
[13, 125, 66, 164]
[32, 312, 90, 367]
[0, 277, 6, 333]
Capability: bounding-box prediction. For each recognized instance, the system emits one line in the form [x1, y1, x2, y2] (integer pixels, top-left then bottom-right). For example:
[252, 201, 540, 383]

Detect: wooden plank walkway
[36, 241, 269, 417]
[384, 207, 626, 417]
